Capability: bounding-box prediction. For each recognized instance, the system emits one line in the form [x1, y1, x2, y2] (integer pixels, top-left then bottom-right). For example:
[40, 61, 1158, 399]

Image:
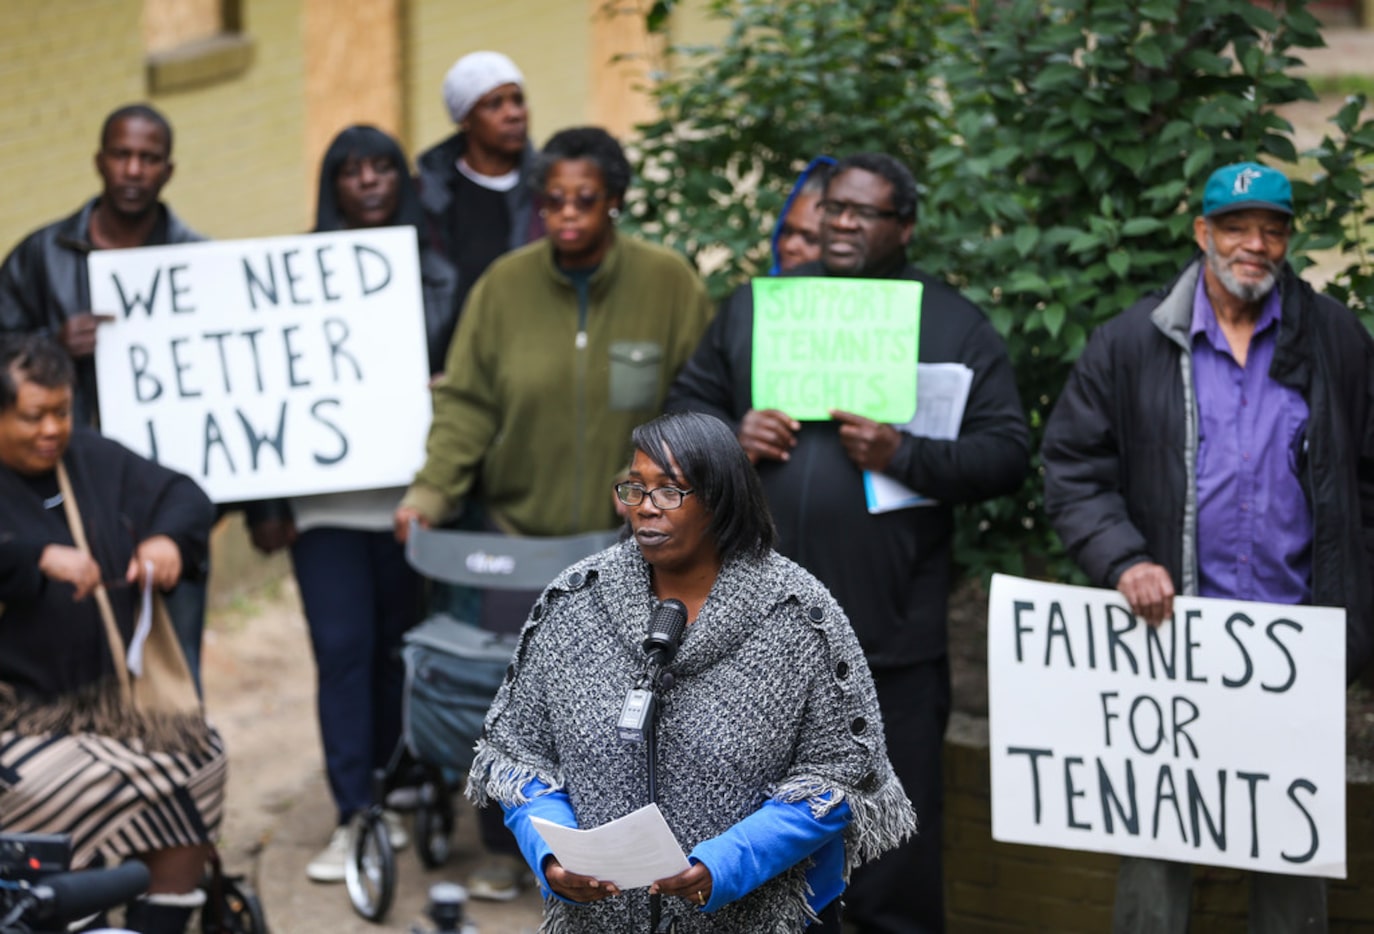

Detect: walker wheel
[345, 811, 396, 922]
[415, 794, 455, 869]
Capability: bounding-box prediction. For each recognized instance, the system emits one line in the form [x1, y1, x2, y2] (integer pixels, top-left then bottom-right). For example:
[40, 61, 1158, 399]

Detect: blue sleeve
[500, 777, 578, 901]
[688, 796, 851, 911]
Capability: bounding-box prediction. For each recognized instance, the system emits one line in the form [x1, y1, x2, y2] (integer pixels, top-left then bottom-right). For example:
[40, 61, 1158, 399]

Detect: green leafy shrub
[630, 0, 1374, 583]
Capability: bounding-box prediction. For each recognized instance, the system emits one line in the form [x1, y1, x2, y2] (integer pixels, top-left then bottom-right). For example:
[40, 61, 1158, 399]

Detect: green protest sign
[751, 277, 922, 421]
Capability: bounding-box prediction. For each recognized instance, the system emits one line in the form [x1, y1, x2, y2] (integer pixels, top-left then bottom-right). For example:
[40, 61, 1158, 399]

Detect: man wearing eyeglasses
[1042, 162, 1374, 932]
[668, 152, 1030, 933]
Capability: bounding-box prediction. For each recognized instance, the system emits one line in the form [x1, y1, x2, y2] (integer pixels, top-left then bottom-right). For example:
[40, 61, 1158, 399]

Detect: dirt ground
[200, 560, 320, 876]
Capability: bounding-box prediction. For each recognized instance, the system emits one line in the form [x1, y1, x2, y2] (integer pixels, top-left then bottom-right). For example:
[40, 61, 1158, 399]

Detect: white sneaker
[383, 809, 409, 849]
[467, 854, 528, 901]
[306, 824, 352, 883]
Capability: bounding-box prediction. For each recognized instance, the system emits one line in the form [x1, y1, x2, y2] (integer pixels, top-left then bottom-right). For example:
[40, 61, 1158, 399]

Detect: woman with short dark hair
[0, 333, 222, 934]
[394, 125, 716, 900]
[468, 411, 915, 932]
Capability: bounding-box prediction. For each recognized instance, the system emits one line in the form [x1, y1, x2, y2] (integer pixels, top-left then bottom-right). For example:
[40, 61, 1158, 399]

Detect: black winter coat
[667, 261, 1029, 666]
[0, 199, 202, 426]
[1042, 259, 1374, 683]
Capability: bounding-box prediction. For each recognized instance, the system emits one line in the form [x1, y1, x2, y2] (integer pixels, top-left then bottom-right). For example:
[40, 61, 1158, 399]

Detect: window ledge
[146, 32, 254, 94]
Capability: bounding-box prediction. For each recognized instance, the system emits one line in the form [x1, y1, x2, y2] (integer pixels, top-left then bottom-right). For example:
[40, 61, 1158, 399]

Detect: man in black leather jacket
[0, 103, 202, 428]
[0, 102, 210, 690]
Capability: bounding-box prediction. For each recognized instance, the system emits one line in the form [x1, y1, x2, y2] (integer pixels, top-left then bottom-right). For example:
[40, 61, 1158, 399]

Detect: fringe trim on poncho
[0, 678, 213, 756]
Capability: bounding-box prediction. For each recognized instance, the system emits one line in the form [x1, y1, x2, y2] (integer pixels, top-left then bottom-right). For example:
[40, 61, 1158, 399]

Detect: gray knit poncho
[467, 540, 915, 933]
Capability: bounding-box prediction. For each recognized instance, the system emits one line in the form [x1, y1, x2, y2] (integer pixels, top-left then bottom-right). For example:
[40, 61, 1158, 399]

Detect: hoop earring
[609, 207, 621, 219]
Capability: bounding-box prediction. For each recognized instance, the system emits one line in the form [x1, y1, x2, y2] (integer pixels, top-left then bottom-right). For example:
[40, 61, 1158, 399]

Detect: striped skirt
[0, 727, 227, 869]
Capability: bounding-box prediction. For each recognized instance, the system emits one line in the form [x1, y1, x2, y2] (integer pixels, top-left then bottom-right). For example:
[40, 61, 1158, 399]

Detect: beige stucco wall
[156, 0, 309, 240]
[402, 1, 593, 156]
[0, 0, 721, 256]
[0, 2, 147, 251]
[0, 0, 308, 249]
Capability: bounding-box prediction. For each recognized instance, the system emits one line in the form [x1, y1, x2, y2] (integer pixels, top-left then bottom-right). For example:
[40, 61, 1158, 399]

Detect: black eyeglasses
[542, 191, 605, 214]
[818, 199, 900, 222]
[614, 482, 695, 510]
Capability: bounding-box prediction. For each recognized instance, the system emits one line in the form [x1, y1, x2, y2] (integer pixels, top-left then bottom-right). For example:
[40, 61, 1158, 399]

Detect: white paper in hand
[530, 803, 690, 889]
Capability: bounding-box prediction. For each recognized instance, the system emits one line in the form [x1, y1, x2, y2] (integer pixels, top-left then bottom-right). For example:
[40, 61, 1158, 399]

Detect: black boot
[123, 899, 195, 934]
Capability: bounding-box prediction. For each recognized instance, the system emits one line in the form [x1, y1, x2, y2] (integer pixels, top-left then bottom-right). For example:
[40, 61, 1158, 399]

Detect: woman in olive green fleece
[392, 125, 714, 899]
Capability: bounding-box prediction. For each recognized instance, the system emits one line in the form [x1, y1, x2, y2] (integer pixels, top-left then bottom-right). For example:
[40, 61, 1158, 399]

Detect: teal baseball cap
[1202, 162, 1293, 217]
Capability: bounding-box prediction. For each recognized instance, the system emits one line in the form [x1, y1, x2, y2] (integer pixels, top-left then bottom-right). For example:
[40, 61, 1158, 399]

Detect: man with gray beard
[1041, 161, 1374, 933]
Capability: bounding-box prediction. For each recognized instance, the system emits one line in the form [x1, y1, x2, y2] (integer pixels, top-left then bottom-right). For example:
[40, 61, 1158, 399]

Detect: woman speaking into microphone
[467, 412, 915, 932]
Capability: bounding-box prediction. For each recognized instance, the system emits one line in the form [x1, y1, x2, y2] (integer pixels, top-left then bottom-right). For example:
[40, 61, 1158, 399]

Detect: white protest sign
[91, 227, 430, 503]
[988, 573, 1346, 878]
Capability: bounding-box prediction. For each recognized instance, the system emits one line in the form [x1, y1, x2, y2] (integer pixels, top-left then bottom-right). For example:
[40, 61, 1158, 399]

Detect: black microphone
[618, 599, 688, 743]
[642, 598, 688, 668]
[30, 860, 151, 926]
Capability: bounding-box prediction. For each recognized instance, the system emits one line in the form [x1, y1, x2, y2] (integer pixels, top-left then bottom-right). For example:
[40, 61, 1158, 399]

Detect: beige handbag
[56, 463, 201, 718]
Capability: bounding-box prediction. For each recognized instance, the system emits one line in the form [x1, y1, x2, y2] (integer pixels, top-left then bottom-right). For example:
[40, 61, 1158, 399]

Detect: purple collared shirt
[1191, 276, 1312, 604]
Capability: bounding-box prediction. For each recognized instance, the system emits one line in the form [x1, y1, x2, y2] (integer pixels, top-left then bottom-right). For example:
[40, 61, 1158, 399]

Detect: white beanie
[442, 51, 524, 124]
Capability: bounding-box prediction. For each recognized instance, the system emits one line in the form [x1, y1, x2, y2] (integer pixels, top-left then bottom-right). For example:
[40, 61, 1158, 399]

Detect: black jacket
[0, 428, 213, 702]
[0, 199, 202, 426]
[415, 131, 543, 359]
[667, 262, 1029, 666]
[1042, 259, 1374, 683]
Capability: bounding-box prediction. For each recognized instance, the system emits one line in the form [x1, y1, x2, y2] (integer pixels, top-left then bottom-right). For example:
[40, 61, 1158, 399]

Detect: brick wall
[0, 0, 308, 250]
[945, 714, 1374, 931]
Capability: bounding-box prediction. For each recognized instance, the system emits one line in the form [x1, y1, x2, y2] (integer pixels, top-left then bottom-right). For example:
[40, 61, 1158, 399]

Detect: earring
[609, 207, 621, 219]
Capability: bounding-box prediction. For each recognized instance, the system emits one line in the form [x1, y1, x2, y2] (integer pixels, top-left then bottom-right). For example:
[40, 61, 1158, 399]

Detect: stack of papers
[530, 804, 690, 889]
[863, 363, 974, 513]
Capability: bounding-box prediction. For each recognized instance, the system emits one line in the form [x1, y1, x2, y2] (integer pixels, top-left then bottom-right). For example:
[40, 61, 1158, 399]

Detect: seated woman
[0, 334, 223, 934]
[467, 411, 915, 932]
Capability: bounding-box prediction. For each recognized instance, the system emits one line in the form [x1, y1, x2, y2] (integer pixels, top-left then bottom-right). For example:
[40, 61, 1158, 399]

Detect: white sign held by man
[987, 573, 1346, 878]
[91, 227, 430, 503]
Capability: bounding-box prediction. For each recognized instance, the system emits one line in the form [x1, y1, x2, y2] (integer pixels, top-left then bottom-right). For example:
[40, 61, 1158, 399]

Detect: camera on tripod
[0, 834, 71, 881]
[0, 832, 149, 934]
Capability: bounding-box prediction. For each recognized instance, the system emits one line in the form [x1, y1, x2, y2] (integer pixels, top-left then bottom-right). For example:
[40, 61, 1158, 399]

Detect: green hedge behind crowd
[625, 0, 1374, 583]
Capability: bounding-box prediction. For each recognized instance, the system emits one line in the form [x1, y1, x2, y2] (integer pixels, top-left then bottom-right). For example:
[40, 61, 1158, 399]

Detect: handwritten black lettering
[1236, 771, 1270, 858]
[202, 411, 236, 476]
[1046, 600, 1076, 667]
[169, 337, 200, 399]
[282, 325, 310, 388]
[323, 317, 362, 382]
[1013, 600, 1036, 663]
[1105, 603, 1139, 674]
[1006, 746, 1054, 824]
[235, 402, 287, 471]
[243, 255, 278, 309]
[1064, 756, 1091, 830]
[354, 244, 392, 296]
[315, 244, 341, 302]
[309, 398, 348, 465]
[1281, 779, 1319, 864]
[168, 264, 195, 314]
[1223, 612, 1256, 689]
[111, 269, 162, 318]
[1187, 769, 1226, 851]
[129, 344, 163, 403]
[1263, 619, 1301, 694]
[1097, 758, 1140, 835]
